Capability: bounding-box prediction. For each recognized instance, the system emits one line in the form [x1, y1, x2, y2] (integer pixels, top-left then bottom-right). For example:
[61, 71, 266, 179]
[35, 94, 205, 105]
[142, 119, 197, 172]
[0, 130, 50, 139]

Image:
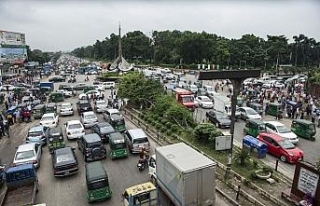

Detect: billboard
[0, 47, 27, 64]
[0, 30, 26, 46]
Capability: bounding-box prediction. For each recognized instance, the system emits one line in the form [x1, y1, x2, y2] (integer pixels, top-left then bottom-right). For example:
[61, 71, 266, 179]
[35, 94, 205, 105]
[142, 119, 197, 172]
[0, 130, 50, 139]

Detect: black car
[77, 133, 107, 162]
[91, 122, 116, 143]
[58, 84, 73, 91]
[76, 100, 93, 114]
[206, 110, 231, 128]
[73, 83, 87, 91]
[49, 76, 66, 82]
[31, 99, 42, 108]
[52, 147, 78, 177]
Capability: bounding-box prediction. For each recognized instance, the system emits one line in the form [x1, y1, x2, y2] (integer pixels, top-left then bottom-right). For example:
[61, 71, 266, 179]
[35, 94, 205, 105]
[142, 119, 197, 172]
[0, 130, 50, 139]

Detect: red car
[257, 133, 303, 164]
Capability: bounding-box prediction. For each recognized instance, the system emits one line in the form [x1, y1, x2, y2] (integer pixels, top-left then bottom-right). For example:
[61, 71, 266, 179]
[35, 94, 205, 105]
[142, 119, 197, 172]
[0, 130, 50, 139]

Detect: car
[26, 125, 47, 145]
[13, 143, 42, 168]
[65, 120, 85, 140]
[16, 83, 32, 88]
[100, 82, 115, 90]
[52, 147, 79, 177]
[103, 109, 121, 121]
[0, 84, 16, 91]
[257, 133, 303, 164]
[94, 100, 108, 113]
[195, 96, 214, 109]
[265, 121, 299, 144]
[238, 107, 262, 120]
[40, 113, 59, 128]
[206, 110, 231, 128]
[77, 133, 107, 162]
[80, 111, 98, 128]
[91, 122, 116, 143]
[56, 89, 72, 98]
[73, 83, 87, 91]
[76, 100, 93, 114]
[124, 129, 150, 154]
[58, 84, 73, 91]
[92, 85, 104, 91]
[49, 76, 66, 82]
[60, 102, 74, 116]
[79, 90, 103, 100]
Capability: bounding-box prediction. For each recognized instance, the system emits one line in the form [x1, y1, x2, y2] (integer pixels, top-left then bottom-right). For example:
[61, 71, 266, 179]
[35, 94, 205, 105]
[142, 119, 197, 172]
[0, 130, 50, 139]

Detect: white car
[39, 113, 59, 128]
[107, 108, 121, 116]
[13, 143, 42, 168]
[60, 102, 74, 116]
[56, 89, 72, 97]
[195, 96, 214, 109]
[265, 121, 299, 144]
[92, 85, 104, 91]
[238, 107, 262, 120]
[274, 82, 285, 89]
[65, 120, 85, 140]
[0, 84, 16, 91]
[79, 90, 102, 100]
[94, 100, 108, 113]
[100, 82, 115, 90]
[80, 111, 98, 128]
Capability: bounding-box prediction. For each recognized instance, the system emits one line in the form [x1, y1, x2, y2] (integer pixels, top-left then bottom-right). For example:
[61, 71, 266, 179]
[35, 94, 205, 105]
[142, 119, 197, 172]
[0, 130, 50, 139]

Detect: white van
[100, 82, 115, 90]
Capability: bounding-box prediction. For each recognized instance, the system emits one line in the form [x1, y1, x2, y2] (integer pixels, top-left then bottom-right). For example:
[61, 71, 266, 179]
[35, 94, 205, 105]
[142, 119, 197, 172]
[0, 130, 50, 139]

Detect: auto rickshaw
[249, 102, 264, 116]
[32, 80, 40, 88]
[243, 119, 266, 137]
[48, 92, 64, 102]
[85, 161, 112, 203]
[32, 104, 46, 119]
[109, 114, 126, 133]
[291, 119, 316, 141]
[46, 102, 57, 114]
[266, 102, 281, 116]
[83, 86, 96, 93]
[109, 132, 128, 160]
[47, 127, 65, 153]
[122, 182, 157, 206]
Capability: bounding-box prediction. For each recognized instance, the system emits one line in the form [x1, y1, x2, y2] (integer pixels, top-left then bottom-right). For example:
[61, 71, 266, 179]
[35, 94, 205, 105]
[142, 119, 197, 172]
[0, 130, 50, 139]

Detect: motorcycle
[137, 155, 149, 171]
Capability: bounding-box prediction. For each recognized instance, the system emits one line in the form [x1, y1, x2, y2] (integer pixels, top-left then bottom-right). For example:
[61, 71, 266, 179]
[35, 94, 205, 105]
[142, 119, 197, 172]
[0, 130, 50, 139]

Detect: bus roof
[124, 182, 156, 196]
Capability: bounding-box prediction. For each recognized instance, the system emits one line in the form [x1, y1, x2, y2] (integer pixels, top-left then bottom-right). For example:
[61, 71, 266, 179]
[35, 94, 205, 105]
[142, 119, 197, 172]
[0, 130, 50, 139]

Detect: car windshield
[88, 142, 102, 148]
[85, 114, 96, 119]
[246, 109, 258, 115]
[88, 179, 108, 190]
[28, 131, 43, 136]
[56, 153, 74, 163]
[216, 113, 229, 119]
[278, 140, 295, 149]
[62, 104, 71, 108]
[41, 116, 54, 121]
[16, 150, 35, 160]
[276, 125, 291, 133]
[182, 96, 194, 103]
[69, 123, 82, 129]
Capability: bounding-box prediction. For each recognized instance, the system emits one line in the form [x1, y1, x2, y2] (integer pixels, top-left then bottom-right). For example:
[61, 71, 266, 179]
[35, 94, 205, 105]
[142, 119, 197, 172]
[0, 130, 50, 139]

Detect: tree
[193, 123, 222, 143]
[117, 72, 163, 109]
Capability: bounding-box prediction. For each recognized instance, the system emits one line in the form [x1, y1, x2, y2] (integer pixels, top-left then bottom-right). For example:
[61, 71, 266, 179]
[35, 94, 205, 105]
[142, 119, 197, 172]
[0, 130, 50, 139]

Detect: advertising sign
[298, 168, 319, 197]
[0, 30, 26, 46]
[0, 47, 27, 64]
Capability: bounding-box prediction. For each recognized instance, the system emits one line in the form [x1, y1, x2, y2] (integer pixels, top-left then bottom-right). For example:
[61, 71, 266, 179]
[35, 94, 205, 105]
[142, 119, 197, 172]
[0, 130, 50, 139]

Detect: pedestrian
[4, 101, 8, 110]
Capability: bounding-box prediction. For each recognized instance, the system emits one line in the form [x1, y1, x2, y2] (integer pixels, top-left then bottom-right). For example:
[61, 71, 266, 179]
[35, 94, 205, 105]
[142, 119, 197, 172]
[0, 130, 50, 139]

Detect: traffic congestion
[0, 54, 318, 205]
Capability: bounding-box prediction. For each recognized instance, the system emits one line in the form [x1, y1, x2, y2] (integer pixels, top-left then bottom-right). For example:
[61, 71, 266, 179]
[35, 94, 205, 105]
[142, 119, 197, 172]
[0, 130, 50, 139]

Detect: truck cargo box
[156, 143, 216, 206]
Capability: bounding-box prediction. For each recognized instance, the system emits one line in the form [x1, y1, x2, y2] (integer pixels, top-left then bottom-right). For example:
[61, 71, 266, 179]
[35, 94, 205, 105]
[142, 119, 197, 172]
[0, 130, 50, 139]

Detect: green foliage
[152, 95, 175, 117]
[165, 122, 173, 129]
[165, 104, 195, 127]
[193, 123, 222, 143]
[171, 125, 179, 133]
[155, 123, 162, 130]
[160, 127, 166, 133]
[262, 166, 274, 174]
[160, 119, 168, 125]
[117, 72, 163, 108]
[233, 149, 250, 166]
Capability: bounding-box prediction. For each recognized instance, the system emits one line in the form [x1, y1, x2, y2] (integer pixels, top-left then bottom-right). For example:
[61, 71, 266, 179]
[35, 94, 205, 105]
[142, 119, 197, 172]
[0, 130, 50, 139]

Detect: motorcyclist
[139, 146, 149, 166]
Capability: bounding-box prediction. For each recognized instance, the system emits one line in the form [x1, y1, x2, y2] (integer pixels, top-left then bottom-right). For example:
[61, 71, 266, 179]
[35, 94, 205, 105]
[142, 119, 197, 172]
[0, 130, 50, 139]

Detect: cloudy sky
[0, 0, 319, 52]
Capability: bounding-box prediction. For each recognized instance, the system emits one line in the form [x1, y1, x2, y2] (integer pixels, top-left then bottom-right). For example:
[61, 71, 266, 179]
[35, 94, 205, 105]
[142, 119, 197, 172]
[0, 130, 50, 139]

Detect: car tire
[280, 155, 287, 162]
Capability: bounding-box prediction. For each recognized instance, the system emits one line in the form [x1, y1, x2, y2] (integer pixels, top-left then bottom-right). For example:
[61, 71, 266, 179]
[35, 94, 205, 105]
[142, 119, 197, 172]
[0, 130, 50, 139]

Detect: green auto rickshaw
[49, 92, 64, 102]
[46, 102, 57, 114]
[109, 114, 126, 133]
[85, 161, 112, 203]
[266, 102, 281, 116]
[47, 127, 65, 153]
[109, 132, 128, 160]
[83, 86, 96, 93]
[32, 104, 46, 119]
[243, 119, 266, 137]
[40, 86, 52, 95]
[291, 119, 316, 141]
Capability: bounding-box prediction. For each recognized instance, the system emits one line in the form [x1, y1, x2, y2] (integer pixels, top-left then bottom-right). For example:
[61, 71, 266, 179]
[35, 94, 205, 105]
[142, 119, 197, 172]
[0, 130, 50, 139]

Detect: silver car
[80, 111, 98, 128]
[94, 100, 108, 113]
[13, 143, 42, 168]
[60, 103, 74, 116]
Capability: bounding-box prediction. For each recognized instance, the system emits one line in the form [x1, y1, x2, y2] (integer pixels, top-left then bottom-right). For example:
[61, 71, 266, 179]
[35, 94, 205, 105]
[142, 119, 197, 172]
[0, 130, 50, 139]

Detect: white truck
[149, 143, 216, 206]
[213, 95, 240, 119]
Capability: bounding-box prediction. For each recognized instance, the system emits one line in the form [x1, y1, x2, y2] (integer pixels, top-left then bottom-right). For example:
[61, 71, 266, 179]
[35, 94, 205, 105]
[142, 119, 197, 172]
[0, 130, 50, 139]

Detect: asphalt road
[0, 73, 231, 206]
[181, 72, 320, 179]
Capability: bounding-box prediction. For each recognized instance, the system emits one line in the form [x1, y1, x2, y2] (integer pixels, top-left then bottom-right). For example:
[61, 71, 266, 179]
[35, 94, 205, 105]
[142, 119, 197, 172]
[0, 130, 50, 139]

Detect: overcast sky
[0, 0, 319, 52]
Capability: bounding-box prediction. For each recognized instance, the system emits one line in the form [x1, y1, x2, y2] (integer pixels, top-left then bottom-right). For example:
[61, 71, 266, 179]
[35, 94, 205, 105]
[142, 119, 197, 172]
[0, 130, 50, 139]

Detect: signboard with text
[0, 30, 26, 46]
[291, 161, 320, 205]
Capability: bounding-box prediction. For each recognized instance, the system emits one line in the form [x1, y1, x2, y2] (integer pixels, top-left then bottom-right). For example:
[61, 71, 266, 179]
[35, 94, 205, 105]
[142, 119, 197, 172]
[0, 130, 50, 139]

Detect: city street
[0, 73, 231, 206]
